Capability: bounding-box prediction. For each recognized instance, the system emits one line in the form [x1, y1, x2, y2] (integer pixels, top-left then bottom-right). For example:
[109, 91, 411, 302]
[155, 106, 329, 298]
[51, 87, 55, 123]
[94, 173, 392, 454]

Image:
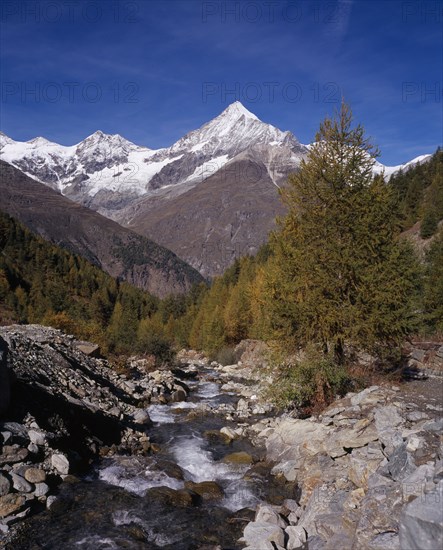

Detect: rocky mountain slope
[0, 161, 203, 297]
[123, 157, 287, 276]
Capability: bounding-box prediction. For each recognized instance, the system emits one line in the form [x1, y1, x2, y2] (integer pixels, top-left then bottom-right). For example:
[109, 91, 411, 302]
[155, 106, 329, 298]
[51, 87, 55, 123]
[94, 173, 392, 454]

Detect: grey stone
[399, 480, 443, 550]
[1, 431, 11, 444]
[220, 426, 236, 440]
[350, 386, 380, 406]
[282, 499, 302, 521]
[368, 532, 400, 549]
[10, 473, 32, 493]
[411, 349, 426, 362]
[51, 453, 69, 475]
[131, 409, 151, 425]
[285, 526, 307, 550]
[255, 504, 287, 528]
[34, 482, 49, 497]
[402, 464, 435, 501]
[406, 411, 429, 422]
[387, 442, 416, 481]
[2, 422, 28, 440]
[28, 429, 47, 446]
[271, 460, 299, 481]
[46, 495, 57, 509]
[348, 449, 385, 489]
[379, 428, 404, 457]
[266, 418, 330, 463]
[325, 418, 379, 456]
[242, 521, 286, 549]
[75, 342, 101, 357]
[27, 443, 39, 454]
[323, 405, 346, 417]
[423, 418, 443, 433]
[374, 405, 404, 432]
[406, 434, 422, 452]
[170, 388, 187, 403]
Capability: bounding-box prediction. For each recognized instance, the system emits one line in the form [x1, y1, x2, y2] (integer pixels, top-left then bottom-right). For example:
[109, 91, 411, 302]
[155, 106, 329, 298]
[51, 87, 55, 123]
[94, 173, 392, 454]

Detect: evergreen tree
[423, 228, 443, 332]
[266, 103, 420, 362]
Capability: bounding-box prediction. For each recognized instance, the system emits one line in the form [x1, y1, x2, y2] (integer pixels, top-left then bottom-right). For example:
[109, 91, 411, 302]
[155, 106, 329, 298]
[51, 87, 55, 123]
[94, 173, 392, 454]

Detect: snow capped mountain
[165, 101, 300, 157]
[0, 102, 306, 212]
[0, 102, 432, 216]
[373, 154, 433, 179]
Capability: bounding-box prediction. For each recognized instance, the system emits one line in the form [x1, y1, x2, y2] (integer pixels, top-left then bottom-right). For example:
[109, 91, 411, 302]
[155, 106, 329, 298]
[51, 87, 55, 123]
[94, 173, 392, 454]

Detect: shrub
[137, 333, 175, 365]
[216, 346, 236, 366]
[270, 345, 353, 412]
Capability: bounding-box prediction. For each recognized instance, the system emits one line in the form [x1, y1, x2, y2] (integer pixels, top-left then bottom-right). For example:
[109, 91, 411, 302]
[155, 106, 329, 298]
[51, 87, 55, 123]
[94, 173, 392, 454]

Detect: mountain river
[10, 367, 296, 549]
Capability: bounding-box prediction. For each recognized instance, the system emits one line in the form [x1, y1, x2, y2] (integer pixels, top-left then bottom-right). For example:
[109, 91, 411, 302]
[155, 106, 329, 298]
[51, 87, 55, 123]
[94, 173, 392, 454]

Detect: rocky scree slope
[0, 324, 192, 537]
[0, 160, 204, 297]
[240, 366, 443, 550]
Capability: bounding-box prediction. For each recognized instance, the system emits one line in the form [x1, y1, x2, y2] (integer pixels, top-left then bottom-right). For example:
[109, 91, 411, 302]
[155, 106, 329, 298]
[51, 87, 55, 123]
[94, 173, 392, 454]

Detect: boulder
[348, 447, 385, 489]
[324, 418, 379, 458]
[242, 521, 286, 549]
[0, 493, 26, 518]
[220, 426, 237, 440]
[28, 429, 47, 446]
[10, 473, 32, 493]
[285, 526, 307, 550]
[51, 453, 70, 475]
[222, 451, 253, 465]
[349, 386, 382, 406]
[74, 342, 101, 358]
[386, 442, 416, 482]
[34, 482, 50, 497]
[374, 405, 404, 432]
[146, 487, 195, 507]
[399, 480, 443, 550]
[24, 468, 46, 484]
[266, 419, 330, 464]
[255, 504, 287, 528]
[0, 446, 29, 465]
[271, 460, 299, 482]
[184, 481, 224, 501]
[131, 410, 151, 426]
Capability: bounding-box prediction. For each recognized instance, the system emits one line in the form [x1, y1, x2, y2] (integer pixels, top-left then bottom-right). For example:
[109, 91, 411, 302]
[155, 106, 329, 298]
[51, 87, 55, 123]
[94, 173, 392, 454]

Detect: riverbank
[0, 325, 442, 549]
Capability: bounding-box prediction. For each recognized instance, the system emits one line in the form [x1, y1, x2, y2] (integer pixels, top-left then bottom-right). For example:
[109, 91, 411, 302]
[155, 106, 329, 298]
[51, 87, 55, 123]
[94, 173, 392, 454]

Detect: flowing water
[10, 368, 294, 549]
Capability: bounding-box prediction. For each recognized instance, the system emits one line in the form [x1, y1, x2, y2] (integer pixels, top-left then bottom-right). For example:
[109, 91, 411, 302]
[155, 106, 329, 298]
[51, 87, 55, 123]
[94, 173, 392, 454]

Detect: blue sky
[0, 0, 441, 164]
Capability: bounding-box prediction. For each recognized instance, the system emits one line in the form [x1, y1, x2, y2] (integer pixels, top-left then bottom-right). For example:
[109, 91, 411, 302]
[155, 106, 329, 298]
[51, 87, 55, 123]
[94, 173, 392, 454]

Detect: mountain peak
[27, 136, 52, 146]
[219, 101, 259, 121]
[0, 131, 14, 147]
[81, 131, 144, 149]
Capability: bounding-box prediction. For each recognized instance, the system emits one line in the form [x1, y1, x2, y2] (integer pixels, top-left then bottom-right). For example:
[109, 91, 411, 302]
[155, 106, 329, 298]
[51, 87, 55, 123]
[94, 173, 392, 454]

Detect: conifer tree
[423, 228, 443, 332]
[266, 103, 420, 362]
